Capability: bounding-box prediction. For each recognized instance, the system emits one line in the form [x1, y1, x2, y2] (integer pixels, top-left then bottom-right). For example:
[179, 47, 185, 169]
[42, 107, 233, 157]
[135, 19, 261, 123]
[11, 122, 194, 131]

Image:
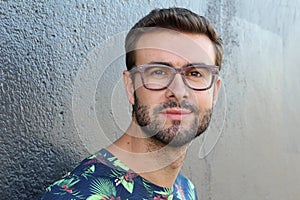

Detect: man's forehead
[134, 29, 216, 64]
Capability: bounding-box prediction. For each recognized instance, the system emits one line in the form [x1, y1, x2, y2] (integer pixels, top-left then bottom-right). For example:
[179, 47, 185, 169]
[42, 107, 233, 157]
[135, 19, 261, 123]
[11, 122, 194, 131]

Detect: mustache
[153, 100, 200, 114]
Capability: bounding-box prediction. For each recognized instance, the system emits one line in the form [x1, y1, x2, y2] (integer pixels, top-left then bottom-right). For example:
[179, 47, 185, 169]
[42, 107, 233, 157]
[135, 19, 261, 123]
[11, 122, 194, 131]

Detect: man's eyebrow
[148, 61, 210, 67]
[148, 61, 173, 66]
[186, 62, 208, 66]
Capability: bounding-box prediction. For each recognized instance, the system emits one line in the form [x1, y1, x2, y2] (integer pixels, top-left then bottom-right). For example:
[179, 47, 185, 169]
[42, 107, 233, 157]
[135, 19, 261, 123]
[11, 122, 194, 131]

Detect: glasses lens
[184, 67, 213, 89]
[143, 66, 172, 89]
[136, 64, 216, 90]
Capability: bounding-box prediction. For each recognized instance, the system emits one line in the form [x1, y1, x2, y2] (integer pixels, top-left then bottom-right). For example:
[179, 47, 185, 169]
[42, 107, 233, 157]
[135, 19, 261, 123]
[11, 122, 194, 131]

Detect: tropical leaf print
[87, 154, 97, 160]
[153, 195, 173, 200]
[82, 165, 96, 179]
[86, 194, 103, 200]
[90, 177, 117, 197]
[185, 179, 196, 199]
[50, 176, 80, 190]
[107, 157, 129, 171]
[44, 176, 85, 199]
[168, 195, 174, 200]
[153, 187, 173, 200]
[154, 187, 173, 196]
[142, 179, 154, 195]
[121, 178, 134, 194]
[110, 168, 126, 179]
[174, 184, 185, 199]
[174, 175, 197, 200]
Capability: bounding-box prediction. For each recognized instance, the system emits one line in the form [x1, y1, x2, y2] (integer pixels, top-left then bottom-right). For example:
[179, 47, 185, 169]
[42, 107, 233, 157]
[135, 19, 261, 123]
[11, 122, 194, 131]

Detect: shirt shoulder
[173, 173, 198, 200]
[37, 149, 124, 200]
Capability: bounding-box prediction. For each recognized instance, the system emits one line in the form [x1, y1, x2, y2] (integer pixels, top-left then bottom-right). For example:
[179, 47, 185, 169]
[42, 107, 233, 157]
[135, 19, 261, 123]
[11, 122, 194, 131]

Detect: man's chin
[153, 136, 193, 148]
[152, 128, 197, 147]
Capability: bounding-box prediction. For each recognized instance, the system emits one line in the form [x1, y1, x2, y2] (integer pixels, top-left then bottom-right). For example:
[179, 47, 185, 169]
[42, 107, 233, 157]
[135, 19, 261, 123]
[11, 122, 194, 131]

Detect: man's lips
[159, 108, 192, 120]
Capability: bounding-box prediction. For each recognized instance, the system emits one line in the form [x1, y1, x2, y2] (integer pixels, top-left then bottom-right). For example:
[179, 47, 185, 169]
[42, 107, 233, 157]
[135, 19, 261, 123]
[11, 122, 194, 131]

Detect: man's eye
[188, 71, 202, 77]
[144, 67, 170, 77]
[152, 70, 166, 75]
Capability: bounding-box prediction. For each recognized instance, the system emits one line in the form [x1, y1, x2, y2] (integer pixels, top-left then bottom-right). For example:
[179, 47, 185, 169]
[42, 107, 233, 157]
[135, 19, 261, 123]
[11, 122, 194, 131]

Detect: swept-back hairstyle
[125, 7, 224, 70]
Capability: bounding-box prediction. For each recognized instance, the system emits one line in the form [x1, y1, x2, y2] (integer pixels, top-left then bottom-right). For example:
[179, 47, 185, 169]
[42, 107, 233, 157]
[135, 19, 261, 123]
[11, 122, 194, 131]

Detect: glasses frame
[129, 63, 219, 91]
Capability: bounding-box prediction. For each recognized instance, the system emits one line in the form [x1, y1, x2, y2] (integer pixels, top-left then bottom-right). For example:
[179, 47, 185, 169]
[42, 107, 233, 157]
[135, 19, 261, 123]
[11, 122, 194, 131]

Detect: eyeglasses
[129, 63, 219, 91]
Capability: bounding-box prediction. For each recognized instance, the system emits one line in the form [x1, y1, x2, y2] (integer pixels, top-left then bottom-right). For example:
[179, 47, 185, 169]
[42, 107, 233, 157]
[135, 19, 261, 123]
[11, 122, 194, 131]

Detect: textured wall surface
[1, 0, 300, 200]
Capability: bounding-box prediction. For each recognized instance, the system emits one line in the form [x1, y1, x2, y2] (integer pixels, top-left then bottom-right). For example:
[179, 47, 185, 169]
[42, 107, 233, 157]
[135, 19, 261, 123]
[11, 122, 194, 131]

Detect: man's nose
[165, 74, 189, 101]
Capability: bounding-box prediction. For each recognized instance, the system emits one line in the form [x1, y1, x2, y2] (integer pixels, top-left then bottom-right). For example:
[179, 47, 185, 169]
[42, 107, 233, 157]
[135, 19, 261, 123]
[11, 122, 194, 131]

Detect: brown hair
[125, 7, 224, 70]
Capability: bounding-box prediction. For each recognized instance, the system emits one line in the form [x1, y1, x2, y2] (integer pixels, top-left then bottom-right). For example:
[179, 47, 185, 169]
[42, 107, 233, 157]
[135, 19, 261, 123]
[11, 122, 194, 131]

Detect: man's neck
[106, 122, 189, 188]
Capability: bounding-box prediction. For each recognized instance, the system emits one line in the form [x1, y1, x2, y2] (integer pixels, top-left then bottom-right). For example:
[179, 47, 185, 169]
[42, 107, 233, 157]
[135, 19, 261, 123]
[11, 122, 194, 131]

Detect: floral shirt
[38, 149, 198, 200]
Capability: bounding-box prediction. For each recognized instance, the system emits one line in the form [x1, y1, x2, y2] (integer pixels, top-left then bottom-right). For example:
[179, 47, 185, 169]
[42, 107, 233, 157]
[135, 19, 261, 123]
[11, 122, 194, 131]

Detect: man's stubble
[133, 92, 212, 147]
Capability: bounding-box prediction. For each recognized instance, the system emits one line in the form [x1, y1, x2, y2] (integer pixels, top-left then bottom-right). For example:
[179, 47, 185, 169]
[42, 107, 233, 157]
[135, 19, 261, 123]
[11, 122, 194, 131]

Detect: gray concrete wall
[1, 0, 299, 199]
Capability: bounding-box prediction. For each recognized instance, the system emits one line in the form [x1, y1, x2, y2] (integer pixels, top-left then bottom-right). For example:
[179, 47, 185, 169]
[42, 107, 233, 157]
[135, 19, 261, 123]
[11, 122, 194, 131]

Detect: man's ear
[213, 77, 221, 106]
[123, 70, 135, 105]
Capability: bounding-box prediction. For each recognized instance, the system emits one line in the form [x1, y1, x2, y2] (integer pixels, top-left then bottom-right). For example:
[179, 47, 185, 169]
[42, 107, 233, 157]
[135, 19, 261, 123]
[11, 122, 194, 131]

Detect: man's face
[124, 29, 220, 147]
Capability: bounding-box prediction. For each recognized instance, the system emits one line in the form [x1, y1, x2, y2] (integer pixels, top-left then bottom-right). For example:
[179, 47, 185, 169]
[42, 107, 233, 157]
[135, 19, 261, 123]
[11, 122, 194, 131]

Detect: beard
[133, 93, 212, 147]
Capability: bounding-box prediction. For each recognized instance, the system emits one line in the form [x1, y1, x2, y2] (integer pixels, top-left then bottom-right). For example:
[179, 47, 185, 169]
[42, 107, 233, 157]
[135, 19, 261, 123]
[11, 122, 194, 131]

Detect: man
[39, 7, 223, 200]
